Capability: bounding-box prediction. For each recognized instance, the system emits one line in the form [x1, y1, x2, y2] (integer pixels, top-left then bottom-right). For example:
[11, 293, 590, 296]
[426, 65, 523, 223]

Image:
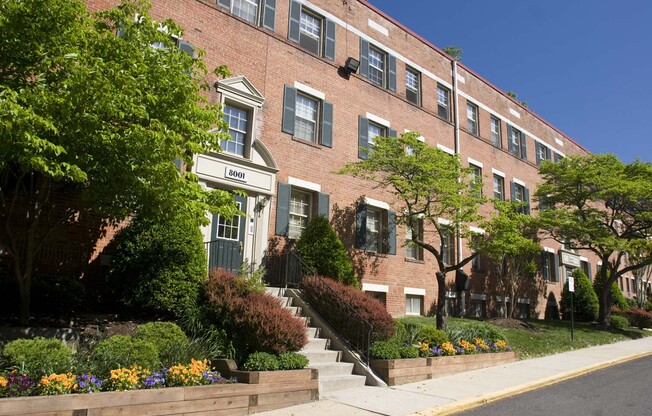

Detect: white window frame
[490, 116, 501, 147]
[299, 7, 323, 55]
[493, 174, 505, 201]
[368, 46, 386, 87]
[467, 102, 479, 135]
[288, 188, 312, 239]
[510, 127, 522, 156]
[405, 220, 424, 261]
[222, 104, 249, 157]
[231, 0, 260, 24]
[405, 66, 420, 105]
[405, 294, 424, 315]
[365, 207, 383, 253]
[294, 93, 320, 143]
[470, 163, 483, 197]
[437, 85, 450, 120]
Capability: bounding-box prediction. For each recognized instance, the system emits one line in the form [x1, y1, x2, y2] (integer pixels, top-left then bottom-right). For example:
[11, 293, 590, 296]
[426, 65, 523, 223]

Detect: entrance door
[208, 195, 247, 273]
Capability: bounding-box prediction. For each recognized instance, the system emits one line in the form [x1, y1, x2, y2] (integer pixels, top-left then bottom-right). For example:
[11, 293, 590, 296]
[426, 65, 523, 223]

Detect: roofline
[359, 0, 589, 154]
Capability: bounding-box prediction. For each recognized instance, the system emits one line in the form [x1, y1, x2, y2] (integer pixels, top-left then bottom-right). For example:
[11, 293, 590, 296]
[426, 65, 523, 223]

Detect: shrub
[446, 321, 506, 344]
[2, 337, 73, 375]
[90, 335, 159, 377]
[609, 314, 629, 330]
[135, 322, 189, 366]
[395, 321, 422, 346]
[204, 269, 307, 360]
[32, 274, 85, 316]
[300, 275, 395, 342]
[622, 308, 652, 329]
[369, 339, 401, 360]
[242, 352, 280, 371]
[417, 325, 448, 346]
[644, 300, 652, 313]
[399, 345, 420, 359]
[593, 274, 628, 310]
[107, 216, 207, 319]
[560, 269, 599, 322]
[296, 216, 357, 286]
[278, 352, 309, 370]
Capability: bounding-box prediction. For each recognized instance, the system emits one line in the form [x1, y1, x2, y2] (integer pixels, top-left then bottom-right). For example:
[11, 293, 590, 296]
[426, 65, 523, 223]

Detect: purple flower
[4, 373, 37, 397]
[76, 374, 103, 393]
[430, 347, 443, 357]
[143, 371, 165, 389]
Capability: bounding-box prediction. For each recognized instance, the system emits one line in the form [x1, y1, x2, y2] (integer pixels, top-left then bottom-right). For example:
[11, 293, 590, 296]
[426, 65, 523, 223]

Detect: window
[508, 125, 527, 160]
[275, 182, 330, 237]
[580, 260, 592, 281]
[406, 220, 424, 261]
[510, 181, 531, 214]
[405, 67, 421, 105]
[360, 39, 396, 91]
[288, 1, 336, 60]
[470, 164, 483, 197]
[536, 142, 552, 166]
[356, 202, 396, 255]
[490, 116, 501, 148]
[541, 250, 559, 282]
[222, 105, 249, 157]
[218, 0, 276, 30]
[282, 85, 333, 147]
[466, 102, 479, 135]
[368, 122, 385, 146]
[367, 291, 387, 305]
[437, 85, 450, 120]
[493, 175, 505, 201]
[471, 234, 483, 271]
[469, 296, 486, 318]
[288, 189, 311, 239]
[357, 116, 396, 159]
[406, 295, 424, 315]
[442, 229, 455, 265]
[216, 202, 242, 241]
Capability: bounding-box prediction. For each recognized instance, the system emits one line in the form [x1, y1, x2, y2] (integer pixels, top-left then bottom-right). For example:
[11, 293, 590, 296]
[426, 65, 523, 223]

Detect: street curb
[409, 350, 652, 416]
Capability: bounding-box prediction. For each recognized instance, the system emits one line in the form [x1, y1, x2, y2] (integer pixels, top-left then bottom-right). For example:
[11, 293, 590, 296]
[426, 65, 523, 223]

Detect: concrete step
[299, 349, 341, 364]
[319, 374, 367, 394]
[296, 316, 311, 326]
[265, 287, 284, 297]
[308, 362, 354, 377]
[306, 327, 319, 338]
[285, 306, 300, 316]
[301, 338, 328, 351]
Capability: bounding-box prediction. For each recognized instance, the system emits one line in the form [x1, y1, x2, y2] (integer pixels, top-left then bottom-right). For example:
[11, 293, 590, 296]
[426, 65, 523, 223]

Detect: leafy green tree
[560, 269, 599, 322]
[479, 201, 541, 318]
[592, 272, 628, 311]
[536, 154, 652, 325]
[339, 132, 484, 329]
[0, 0, 239, 324]
[296, 216, 357, 286]
[443, 46, 463, 61]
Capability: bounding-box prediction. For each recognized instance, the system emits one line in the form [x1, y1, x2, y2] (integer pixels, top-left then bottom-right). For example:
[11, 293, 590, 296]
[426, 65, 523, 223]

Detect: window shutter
[587, 263, 593, 280]
[321, 101, 333, 148]
[359, 38, 369, 79]
[178, 40, 195, 58]
[507, 125, 515, 153]
[520, 133, 527, 160]
[217, 0, 231, 9]
[553, 251, 560, 282]
[388, 54, 397, 92]
[358, 116, 369, 159]
[282, 85, 296, 135]
[524, 187, 531, 215]
[510, 180, 516, 202]
[356, 203, 367, 249]
[262, 0, 276, 31]
[546, 146, 551, 161]
[275, 183, 291, 236]
[388, 128, 397, 138]
[554, 152, 562, 163]
[541, 250, 549, 279]
[535, 143, 542, 166]
[317, 192, 330, 219]
[387, 211, 397, 255]
[288, 0, 301, 43]
[324, 19, 336, 61]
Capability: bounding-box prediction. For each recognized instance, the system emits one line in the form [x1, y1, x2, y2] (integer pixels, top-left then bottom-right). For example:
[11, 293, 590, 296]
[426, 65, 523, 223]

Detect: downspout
[452, 59, 466, 317]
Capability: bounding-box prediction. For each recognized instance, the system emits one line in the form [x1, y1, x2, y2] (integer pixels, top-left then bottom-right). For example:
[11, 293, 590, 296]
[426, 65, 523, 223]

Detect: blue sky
[369, 0, 651, 163]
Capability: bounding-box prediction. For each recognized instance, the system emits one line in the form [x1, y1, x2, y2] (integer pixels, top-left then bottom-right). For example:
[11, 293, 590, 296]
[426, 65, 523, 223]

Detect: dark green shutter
[541, 250, 549, 279]
[388, 54, 397, 92]
[359, 38, 369, 79]
[178, 40, 195, 58]
[587, 263, 593, 280]
[321, 101, 333, 148]
[262, 0, 276, 31]
[553, 251, 560, 282]
[358, 116, 369, 159]
[324, 19, 336, 61]
[275, 183, 291, 236]
[524, 187, 531, 215]
[507, 125, 515, 154]
[288, 0, 301, 43]
[520, 133, 527, 160]
[356, 203, 367, 248]
[554, 152, 562, 163]
[510, 180, 516, 202]
[536, 143, 542, 166]
[282, 85, 296, 135]
[318, 192, 329, 219]
[387, 211, 396, 255]
[217, 0, 231, 9]
[388, 128, 397, 138]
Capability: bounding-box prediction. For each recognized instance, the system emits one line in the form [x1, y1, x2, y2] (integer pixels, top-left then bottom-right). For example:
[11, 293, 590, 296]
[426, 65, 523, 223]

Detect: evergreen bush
[242, 352, 279, 371]
[560, 269, 599, 322]
[135, 322, 189, 366]
[90, 335, 159, 377]
[609, 314, 629, 330]
[296, 216, 357, 286]
[593, 273, 628, 310]
[278, 352, 309, 370]
[369, 339, 401, 360]
[417, 325, 449, 346]
[2, 337, 73, 375]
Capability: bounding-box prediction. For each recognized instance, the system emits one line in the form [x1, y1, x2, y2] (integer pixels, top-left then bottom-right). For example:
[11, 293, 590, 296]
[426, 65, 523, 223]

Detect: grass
[396, 316, 651, 359]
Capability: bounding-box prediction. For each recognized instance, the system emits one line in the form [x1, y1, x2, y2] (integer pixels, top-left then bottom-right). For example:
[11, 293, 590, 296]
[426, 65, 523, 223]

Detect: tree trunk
[597, 282, 611, 326]
[436, 272, 447, 331]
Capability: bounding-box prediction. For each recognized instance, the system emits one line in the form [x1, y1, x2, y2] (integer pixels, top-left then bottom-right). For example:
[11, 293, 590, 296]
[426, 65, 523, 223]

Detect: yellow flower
[0, 376, 7, 388]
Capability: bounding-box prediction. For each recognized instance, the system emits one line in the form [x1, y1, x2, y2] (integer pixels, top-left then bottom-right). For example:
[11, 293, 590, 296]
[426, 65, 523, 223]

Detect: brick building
[84, 0, 615, 318]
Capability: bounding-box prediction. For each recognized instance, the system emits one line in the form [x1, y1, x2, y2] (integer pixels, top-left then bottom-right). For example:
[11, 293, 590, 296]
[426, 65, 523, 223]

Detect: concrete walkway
[254, 336, 652, 416]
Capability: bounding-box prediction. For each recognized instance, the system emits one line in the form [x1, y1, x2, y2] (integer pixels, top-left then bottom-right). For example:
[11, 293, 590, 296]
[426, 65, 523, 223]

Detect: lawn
[397, 316, 651, 359]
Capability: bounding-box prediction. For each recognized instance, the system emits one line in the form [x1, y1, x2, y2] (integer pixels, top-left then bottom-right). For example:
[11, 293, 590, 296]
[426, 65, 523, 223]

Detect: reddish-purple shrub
[300, 275, 395, 342]
[204, 269, 307, 357]
[622, 308, 652, 329]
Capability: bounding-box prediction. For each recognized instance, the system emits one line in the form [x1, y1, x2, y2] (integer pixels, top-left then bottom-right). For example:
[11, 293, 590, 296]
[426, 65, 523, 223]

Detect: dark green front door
[208, 195, 247, 273]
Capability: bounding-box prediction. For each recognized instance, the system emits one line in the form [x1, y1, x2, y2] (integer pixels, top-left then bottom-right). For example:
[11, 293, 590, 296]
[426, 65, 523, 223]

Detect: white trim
[437, 143, 454, 155]
[580, 256, 589, 262]
[469, 226, 485, 235]
[496, 295, 510, 302]
[445, 291, 458, 298]
[491, 168, 505, 177]
[368, 19, 389, 36]
[543, 247, 556, 253]
[404, 287, 426, 296]
[555, 138, 564, 146]
[438, 218, 451, 226]
[467, 158, 483, 168]
[457, 74, 465, 84]
[293, 81, 325, 100]
[517, 298, 531, 304]
[470, 293, 487, 300]
[363, 283, 389, 293]
[512, 178, 525, 187]
[509, 108, 521, 119]
[365, 197, 390, 210]
[404, 129, 425, 142]
[288, 177, 321, 192]
[366, 112, 390, 127]
[597, 261, 603, 266]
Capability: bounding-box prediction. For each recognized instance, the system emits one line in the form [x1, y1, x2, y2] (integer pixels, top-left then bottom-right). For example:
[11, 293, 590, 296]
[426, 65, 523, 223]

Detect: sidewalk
[254, 336, 652, 416]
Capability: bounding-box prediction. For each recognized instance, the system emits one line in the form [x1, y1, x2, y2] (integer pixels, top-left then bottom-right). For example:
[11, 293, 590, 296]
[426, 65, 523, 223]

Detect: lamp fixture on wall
[345, 57, 360, 74]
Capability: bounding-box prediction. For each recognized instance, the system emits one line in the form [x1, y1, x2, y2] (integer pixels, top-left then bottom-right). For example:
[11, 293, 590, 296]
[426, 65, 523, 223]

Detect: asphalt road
[455, 355, 652, 416]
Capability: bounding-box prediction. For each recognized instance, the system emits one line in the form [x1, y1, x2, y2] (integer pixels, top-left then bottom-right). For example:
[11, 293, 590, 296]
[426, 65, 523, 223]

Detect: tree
[536, 154, 652, 326]
[560, 268, 599, 322]
[479, 201, 541, 318]
[296, 216, 357, 286]
[0, 0, 239, 324]
[339, 132, 484, 329]
[443, 46, 463, 61]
